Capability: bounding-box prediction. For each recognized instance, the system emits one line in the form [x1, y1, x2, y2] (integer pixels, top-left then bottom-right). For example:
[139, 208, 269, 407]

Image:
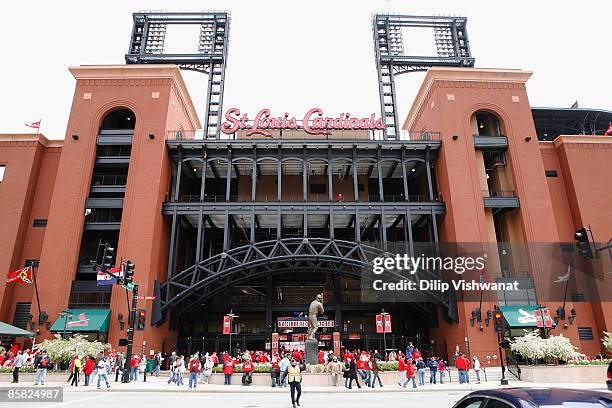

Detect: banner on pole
[223, 315, 231, 335]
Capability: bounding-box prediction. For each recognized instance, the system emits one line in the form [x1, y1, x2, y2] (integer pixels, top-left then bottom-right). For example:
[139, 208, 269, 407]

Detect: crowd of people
[2, 341, 487, 395]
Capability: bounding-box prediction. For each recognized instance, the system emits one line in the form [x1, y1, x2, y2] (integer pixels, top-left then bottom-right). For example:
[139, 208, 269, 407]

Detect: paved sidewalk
[3, 375, 608, 393]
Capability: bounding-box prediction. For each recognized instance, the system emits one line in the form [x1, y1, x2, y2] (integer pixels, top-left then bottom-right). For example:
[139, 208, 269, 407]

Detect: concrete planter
[518, 364, 608, 383]
[207, 371, 404, 386]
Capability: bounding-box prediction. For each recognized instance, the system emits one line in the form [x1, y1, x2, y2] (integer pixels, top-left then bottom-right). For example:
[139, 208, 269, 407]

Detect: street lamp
[59, 310, 73, 339]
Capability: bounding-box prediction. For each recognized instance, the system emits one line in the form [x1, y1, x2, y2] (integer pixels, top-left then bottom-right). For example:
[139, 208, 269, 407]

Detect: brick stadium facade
[1, 64, 611, 363]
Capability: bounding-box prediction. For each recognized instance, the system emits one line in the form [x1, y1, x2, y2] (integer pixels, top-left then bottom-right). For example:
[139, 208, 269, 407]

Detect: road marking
[44, 393, 111, 407]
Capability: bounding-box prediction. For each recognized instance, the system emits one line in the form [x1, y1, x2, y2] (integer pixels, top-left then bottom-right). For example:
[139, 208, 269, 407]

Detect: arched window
[100, 108, 136, 130]
[472, 110, 503, 137]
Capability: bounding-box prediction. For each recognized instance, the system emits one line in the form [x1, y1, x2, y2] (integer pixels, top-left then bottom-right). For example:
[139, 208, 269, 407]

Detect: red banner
[223, 315, 231, 335]
[320, 334, 332, 340]
[348, 333, 361, 340]
[376, 314, 392, 333]
[376, 314, 383, 333]
[544, 308, 552, 328]
[384, 314, 392, 333]
[535, 309, 543, 327]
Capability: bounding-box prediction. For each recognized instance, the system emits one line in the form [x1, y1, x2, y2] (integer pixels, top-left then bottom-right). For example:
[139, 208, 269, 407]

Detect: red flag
[6, 266, 33, 284]
[604, 122, 612, 136]
[25, 121, 41, 129]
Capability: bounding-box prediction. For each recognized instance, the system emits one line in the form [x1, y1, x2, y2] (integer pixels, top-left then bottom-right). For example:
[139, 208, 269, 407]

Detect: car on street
[452, 388, 612, 408]
[607, 360, 612, 391]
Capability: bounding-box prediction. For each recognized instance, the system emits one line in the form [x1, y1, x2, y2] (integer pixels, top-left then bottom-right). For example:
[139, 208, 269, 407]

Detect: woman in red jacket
[223, 359, 234, 385]
[83, 356, 95, 386]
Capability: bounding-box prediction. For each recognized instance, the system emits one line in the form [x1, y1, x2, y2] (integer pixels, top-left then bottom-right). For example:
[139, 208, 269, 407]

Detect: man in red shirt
[455, 353, 470, 384]
[242, 358, 254, 386]
[223, 358, 234, 385]
[318, 350, 324, 364]
[129, 354, 140, 382]
[292, 349, 302, 362]
[188, 355, 201, 389]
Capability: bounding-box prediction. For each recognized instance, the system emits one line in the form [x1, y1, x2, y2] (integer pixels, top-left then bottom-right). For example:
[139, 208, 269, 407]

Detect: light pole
[228, 310, 239, 357]
[59, 310, 73, 339]
[380, 309, 389, 359]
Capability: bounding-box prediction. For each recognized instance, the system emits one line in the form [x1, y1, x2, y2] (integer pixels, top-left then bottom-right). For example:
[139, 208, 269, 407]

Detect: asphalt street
[6, 389, 473, 408]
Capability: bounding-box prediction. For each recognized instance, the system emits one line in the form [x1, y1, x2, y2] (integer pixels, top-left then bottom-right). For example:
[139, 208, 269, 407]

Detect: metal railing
[481, 189, 516, 198]
[506, 353, 522, 380]
[172, 193, 435, 203]
[91, 174, 127, 186]
[85, 209, 122, 223]
[166, 129, 442, 142]
[472, 133, 506, 138]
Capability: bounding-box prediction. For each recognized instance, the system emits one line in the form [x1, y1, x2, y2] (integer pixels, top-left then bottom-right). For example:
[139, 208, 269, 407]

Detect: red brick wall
[0, 136, 61, 328]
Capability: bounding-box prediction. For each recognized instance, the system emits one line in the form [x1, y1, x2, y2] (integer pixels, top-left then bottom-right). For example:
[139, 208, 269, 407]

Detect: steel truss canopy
[125, 11, 230, 139]
[372, 14, 475, 140]
[154, 238, 456, 326]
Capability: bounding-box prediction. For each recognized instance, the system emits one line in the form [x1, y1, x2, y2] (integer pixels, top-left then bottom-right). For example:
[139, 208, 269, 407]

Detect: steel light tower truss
[125, 11, 230, 139]
[373, 15, 475, 139]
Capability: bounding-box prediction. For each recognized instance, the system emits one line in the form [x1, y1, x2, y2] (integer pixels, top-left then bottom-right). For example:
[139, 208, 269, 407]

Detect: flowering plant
[33, 334, 110, 364]
[510, 330, 582, 364]
[603, 332, 612, 353]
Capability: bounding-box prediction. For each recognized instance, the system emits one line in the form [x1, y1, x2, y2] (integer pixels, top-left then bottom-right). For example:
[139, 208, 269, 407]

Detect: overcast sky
[1, 0, 610, 140]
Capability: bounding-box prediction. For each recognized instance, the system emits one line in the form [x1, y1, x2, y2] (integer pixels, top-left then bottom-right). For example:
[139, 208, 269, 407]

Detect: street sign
[122, 282, 135, 291]
[136, 296, 156, 300]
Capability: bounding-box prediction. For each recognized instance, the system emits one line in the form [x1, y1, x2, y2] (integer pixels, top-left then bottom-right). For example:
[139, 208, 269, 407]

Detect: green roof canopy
[498, 305, 556, 328]
[50, 309, 110, 333]
[0, 321, 35, 337]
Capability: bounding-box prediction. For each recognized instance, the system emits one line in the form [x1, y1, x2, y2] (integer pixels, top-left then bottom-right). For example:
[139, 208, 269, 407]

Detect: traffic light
[574, 227, 594, 260]
[136, 309, 146, 331]
[102, 244, 115, 270]
[124, 260, 135, 284]
[493, 310, 505, 333]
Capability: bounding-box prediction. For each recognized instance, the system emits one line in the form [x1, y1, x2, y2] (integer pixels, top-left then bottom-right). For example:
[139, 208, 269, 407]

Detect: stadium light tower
[125, 11, 231, 139]
[372, 15, 475, 139]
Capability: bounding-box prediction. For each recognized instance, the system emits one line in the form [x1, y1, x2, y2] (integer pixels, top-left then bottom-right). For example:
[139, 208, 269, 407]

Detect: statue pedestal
[305, 338, 319, 365]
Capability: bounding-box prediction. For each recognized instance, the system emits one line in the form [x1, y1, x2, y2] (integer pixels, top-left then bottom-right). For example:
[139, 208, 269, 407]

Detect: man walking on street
[34, 350, 51, 385]
[114, 352, 124, 382]
[287, 359, 303, 408]
[96, 357, 111, 389]
[370, 356, 383, 388]
[11, 350, 24, 383]
[188, 355, 200, 389]
[129, 353, 140, 382]
[279, 354, 290, 387]
[154, 352, 162, 377]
